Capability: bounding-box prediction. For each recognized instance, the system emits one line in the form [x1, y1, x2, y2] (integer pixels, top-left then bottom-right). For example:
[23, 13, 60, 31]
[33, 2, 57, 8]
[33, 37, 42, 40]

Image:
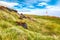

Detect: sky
[0, 0, 60, 17]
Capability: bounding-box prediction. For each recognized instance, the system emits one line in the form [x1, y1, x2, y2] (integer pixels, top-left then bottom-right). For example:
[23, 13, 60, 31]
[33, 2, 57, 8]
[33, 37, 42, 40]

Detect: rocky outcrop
[0, 6, 17, 12]
[16, 21, 28, 29]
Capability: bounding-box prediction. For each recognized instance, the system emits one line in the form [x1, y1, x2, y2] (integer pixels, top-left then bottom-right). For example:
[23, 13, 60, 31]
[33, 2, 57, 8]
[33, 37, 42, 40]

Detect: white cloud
[18, 8, 31, 12]
[37, 2, 48, 6]
[0, 1, 18, 8]
[24, 0, 50, 6]
[18, 0, 60, 17]
[46, 0, 60, 10]
[18, 6, 60, 17]
[46, 6, 60, 10]
[18, 8, 47, 15]
[27, 5, 34, 8]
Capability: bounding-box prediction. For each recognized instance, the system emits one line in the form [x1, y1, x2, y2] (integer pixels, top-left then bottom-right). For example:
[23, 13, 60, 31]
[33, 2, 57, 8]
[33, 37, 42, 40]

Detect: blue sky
[0, 0, 60, 17]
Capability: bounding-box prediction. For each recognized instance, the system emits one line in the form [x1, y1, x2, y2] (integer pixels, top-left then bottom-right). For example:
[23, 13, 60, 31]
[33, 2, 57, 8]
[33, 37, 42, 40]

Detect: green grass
[0, 6, 60, 40]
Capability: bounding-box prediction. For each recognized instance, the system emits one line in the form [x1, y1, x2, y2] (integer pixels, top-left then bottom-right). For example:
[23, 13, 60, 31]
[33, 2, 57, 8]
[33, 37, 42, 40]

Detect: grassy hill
[0, 6, 60, 40]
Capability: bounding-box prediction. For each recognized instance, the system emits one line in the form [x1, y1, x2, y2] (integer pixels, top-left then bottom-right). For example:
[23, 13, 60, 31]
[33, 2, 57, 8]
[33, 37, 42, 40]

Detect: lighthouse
[46, 10, 48, 16]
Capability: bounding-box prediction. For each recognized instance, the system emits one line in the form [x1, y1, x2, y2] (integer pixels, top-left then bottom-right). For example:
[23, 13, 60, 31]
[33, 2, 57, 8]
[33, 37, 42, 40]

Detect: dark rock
[21, 22, 28, 29]
[19, 13, 26, 19]
[16, 21, 28, 29]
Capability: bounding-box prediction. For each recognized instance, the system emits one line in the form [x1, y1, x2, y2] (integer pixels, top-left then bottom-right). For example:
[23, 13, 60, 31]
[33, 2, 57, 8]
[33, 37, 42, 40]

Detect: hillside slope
[0, 6, 60, 40]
